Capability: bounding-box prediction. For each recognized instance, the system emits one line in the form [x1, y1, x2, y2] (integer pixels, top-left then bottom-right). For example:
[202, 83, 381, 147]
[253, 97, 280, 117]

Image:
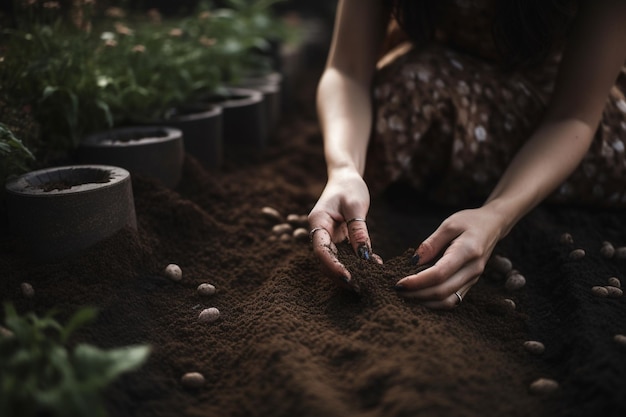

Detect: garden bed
[1, 68, 625, 417]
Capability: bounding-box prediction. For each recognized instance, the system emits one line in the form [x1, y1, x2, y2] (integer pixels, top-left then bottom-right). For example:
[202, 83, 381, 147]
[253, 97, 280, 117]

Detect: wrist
[481, 198, 524, 240]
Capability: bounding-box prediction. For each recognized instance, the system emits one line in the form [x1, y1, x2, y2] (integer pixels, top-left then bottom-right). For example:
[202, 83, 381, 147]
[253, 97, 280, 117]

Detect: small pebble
[529, 378, 559, 395]
[20, 282, 35, 298]
[268, 235, 277, 242]
[608, 277, 621, 288]
[505, 273, 526, 291]
[605, 286, 623, 298]
[614, 334, 626, 347]
[600, 241, 615, 259]
[164, 264, 182, 282]
[523, 340, 545, 355]
[181, 372, 205, 389]
[559, 233, 574, 245]
[591, 286, 609, 297]
[293, 227, 309, 240]
[487, 255, 513, 278]
[279, 233, 291, 242]
[614, 246, 626, 259]
[198, 307, 220, 323]
[568, 249, 585, 260]
[272, 223, 293, 235]
[502, 298, 516, 310]
[260, 206, 282, 222]
[286, 213, 308, 226]
[197, 283, 216, 296]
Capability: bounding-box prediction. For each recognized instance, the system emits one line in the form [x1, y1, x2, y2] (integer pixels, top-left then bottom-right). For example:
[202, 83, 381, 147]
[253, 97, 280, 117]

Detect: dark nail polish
[341, 276, 351, 284]
[358, 245, 370, 261]
[394, 284, 408, 292]
[411, 254, 420, 265]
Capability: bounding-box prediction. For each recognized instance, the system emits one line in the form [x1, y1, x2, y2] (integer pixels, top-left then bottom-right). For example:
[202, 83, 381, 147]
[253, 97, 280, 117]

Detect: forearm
[484, 118, 595, 237]
[316, 68, 373, 177]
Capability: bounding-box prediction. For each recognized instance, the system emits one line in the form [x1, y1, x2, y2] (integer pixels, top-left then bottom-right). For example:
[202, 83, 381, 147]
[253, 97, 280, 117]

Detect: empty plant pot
[201, 87, 267, 151]
[77, 126, 184, 188]
[5, 165, 137, 261]
[158, 104, 223, 171]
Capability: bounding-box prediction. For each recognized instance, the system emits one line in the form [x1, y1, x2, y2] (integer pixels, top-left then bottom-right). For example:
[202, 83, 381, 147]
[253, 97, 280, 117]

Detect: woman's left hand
[394, 205, 508, 309]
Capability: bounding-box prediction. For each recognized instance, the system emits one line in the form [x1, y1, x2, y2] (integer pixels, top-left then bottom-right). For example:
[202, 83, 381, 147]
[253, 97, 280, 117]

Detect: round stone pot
[201, 87, 267, 151]
[77, 126, 184, 188]
[5, 165, 137, 261]
[158, 104, 223, 172]
[234, 72, 282, 135]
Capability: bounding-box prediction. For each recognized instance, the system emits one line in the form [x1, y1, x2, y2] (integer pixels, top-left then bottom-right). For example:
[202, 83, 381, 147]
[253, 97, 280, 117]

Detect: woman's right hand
[308, 168, 382, 291]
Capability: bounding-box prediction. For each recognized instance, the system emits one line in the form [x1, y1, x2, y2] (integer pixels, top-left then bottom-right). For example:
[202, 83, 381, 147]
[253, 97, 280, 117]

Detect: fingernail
[394, 284, 408, 292]
[411, 254, 420, 265]
[358, 244, 370, 261]
[341, 275, 352, 284]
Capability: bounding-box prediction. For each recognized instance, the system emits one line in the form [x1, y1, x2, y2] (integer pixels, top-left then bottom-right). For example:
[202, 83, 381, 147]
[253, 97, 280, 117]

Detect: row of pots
[3, 73, 284, 261]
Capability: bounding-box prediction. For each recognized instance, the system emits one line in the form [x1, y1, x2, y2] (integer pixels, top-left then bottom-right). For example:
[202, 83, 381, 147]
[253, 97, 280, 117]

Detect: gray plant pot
[77, 126, 184, 188]
[5, 165, 137, 261]
[234, 72, 282, 135]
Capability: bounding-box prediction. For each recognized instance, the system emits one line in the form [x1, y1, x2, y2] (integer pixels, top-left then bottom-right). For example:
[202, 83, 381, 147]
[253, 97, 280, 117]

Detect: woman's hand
[394, 204, 509, 309]
[308, 168, 382, 291]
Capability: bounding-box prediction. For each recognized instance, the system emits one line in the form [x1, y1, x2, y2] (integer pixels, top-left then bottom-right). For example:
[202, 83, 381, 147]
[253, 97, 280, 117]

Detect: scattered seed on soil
[523, 341, 545, 355]
[197, 283, 216, 296]
[614, 334, 626, 347]
[279, 233, 291, 242]
[181, 372, 205, 389]
[568, 249, 585, 260]
[605, 286, 623, 298]
[559, 233, 574, 245]
[614, 246, 626, 259]
[260, 206, 282, 222]
[198, 307, 220, 323]
[286, 214, 308, 226]
[293, 228, 309, 240]
[600, 241, 615, 259]
[505, 273, 526, 291]
[164, 264, 182, 281]
[591, 286, 609, 297]
[529, 378, 559, 395]
[20, 282, 34, 298]
[608, 277, 621, 288]
[268, 235, 277, 242]
[487, 255, 513, 278]
[272, 223, 293, 235]
[502, 298, 516, 310]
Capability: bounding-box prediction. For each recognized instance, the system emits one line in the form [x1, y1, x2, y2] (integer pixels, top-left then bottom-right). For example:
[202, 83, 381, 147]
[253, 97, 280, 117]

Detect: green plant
[0, 122, 35, 184]
[0, 303, 151, 417]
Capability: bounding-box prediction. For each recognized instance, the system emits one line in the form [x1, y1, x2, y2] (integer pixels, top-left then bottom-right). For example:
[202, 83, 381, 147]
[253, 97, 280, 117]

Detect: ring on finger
[309, 227, 328, 242]
[454, 291, 463, 306]
[346, 217, 366, 226]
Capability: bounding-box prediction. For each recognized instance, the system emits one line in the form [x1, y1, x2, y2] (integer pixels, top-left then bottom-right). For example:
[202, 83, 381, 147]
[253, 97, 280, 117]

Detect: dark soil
[1, 68, 625, 417]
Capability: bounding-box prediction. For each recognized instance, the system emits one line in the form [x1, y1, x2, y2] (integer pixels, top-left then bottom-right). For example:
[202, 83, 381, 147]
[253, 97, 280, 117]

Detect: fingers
[412, 220, 462, 266]
[310, 226, 359, 291]
[419, 279, 477, 310]
[345, 217, 381, 264]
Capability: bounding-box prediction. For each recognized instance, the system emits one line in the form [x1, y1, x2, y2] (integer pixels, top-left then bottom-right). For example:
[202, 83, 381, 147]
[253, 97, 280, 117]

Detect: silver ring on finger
[346, 217, 366, 226]
[454, 291, 463, 306]
[309, 227, 328, 242]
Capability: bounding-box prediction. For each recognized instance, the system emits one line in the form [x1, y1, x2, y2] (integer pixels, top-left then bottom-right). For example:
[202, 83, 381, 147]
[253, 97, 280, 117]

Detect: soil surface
[1, 68, 625, 417]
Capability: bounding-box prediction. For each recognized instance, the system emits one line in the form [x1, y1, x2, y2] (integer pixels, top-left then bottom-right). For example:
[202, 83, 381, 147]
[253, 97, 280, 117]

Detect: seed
[293, 228, 309, 240]
[487, 255, 513, 278]
[260, 206, 282, 222]
[605, 286, 623, 298]
[614, 246, 626, 259]
[279, 233, 291, 242]
[591, 286, 609, 297]
[164, 264, 182, 281]
[505, 273, 526, 291]
[607, 277, 621, 288]
[286, 213, 308, 226]
[272, 223, 293, 235]
[502, 298, 516, 310]
[0, 326, 13, 338]
[20, 282, 34, 298]
[529, 378, 559, 395]
[197, 283, 216, 296]
[268, 235, 277, 242]
[198, 307, 220, 323]
[523, 340, 545, 355]
[614, 334, 626, 347]
[559, 233, 574, 245]
[600, 241, 615, 259]
[181, 372, 205, 389]
[568, 249, 585, 260]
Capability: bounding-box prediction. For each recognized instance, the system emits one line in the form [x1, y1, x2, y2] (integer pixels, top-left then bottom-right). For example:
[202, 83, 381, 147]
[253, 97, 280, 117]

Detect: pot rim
[82, 126, 182, 147]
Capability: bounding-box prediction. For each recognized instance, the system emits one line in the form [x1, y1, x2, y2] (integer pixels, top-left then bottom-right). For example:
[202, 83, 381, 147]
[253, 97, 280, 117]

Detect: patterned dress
[366, 0, 626, 207]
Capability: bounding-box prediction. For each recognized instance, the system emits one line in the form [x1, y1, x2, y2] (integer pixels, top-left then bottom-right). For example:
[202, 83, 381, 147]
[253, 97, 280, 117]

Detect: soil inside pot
[30, 168, 112, 192]
[162, 103, 219, 120]
[103, 129, 169, 144]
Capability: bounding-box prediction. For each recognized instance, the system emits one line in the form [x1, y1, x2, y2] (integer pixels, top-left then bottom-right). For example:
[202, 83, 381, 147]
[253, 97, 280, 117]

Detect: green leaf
[60, 307, 98, 344]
